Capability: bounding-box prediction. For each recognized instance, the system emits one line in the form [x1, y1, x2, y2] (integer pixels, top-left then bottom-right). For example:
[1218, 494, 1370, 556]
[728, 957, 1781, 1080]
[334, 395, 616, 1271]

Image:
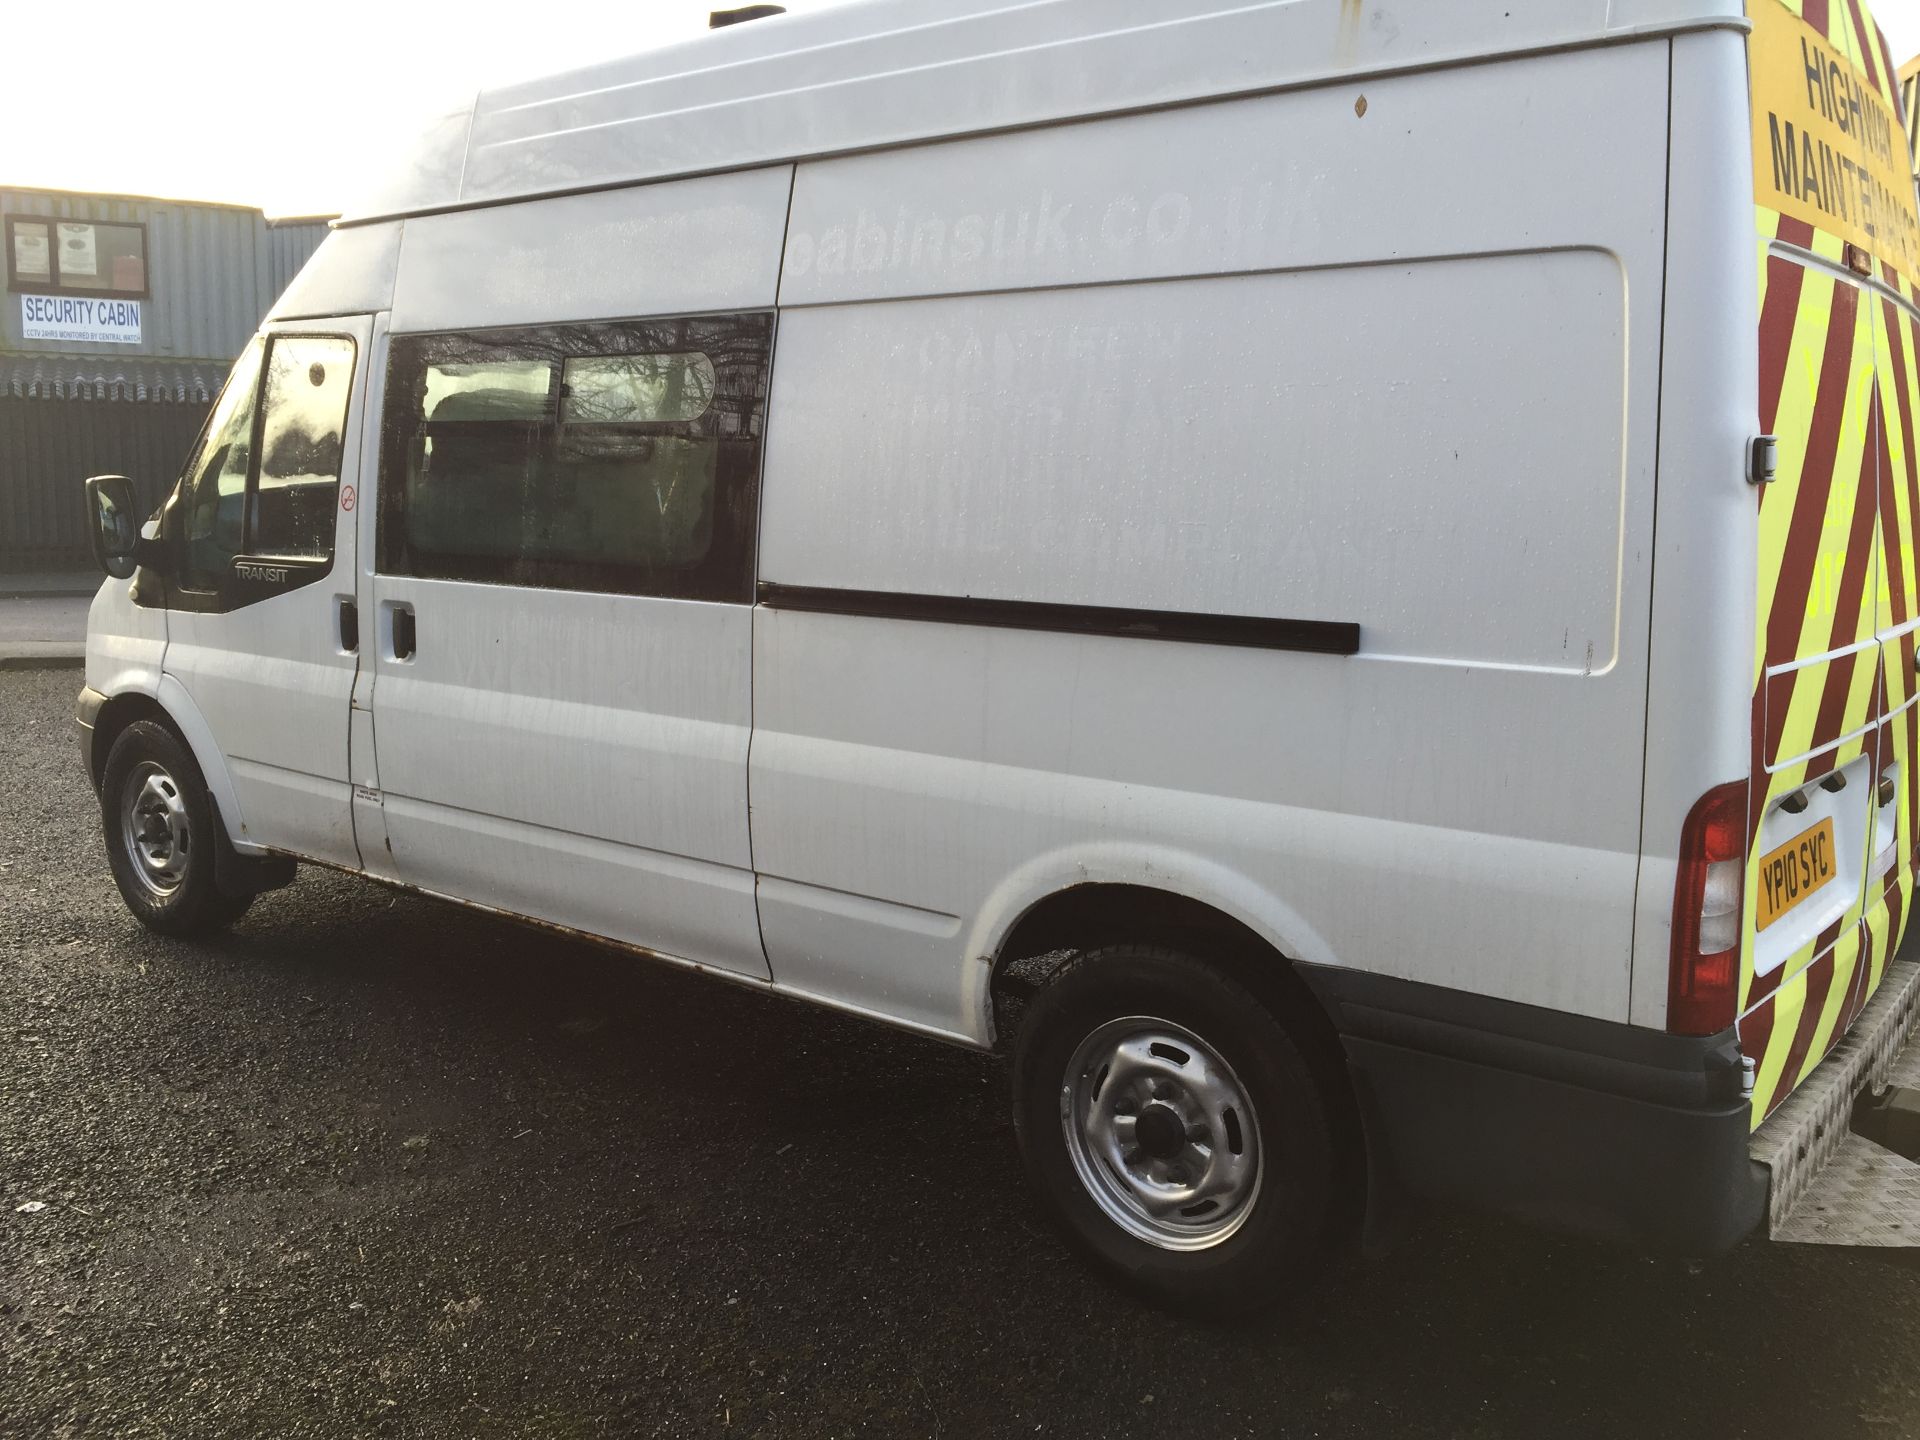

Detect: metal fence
[0, 398, 206, 570]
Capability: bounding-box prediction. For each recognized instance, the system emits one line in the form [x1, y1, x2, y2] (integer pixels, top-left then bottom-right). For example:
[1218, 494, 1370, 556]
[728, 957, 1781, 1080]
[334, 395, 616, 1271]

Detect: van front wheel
[1011, 946, 1340, 1315]
[101, 720, 252, 937]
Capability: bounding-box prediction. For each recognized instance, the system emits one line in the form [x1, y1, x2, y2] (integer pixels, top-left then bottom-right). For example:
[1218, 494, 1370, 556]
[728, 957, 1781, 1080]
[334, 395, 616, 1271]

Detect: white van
[74, 0, 1920, 1311]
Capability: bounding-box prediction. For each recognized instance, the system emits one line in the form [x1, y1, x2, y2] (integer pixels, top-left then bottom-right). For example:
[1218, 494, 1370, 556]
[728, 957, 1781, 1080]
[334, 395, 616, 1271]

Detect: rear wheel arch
[1007, 932, 1367, 1310]
[987, 882, 1363, 1213]
[990, 883, 1337, 1053]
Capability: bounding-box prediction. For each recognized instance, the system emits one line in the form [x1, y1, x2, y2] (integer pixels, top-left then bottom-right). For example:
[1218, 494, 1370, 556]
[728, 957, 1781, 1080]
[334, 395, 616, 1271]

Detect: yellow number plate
[1756, 816, 1836, 932]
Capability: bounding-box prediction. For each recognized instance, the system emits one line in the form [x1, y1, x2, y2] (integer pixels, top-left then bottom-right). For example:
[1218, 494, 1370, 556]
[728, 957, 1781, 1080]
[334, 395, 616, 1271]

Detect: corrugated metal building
[1, 188, 328, 570]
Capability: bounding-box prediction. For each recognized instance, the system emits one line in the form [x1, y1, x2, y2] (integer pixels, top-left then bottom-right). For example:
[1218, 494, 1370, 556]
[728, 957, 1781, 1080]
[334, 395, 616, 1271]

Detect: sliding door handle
[336, 597, 359, 653]
[382, 600, 416, 662]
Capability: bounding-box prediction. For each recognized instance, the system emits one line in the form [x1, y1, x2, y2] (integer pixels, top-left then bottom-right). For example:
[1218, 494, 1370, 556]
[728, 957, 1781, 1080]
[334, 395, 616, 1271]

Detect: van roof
[342, 0, 1745, 226]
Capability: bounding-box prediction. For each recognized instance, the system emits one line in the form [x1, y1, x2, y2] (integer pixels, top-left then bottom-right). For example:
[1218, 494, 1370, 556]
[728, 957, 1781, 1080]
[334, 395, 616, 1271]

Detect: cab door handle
[336, 597, 359, 653]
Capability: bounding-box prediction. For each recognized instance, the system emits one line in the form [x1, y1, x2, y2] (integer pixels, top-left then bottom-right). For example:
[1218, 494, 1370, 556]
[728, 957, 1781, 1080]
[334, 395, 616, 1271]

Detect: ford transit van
[74, 0, 1920, 1311]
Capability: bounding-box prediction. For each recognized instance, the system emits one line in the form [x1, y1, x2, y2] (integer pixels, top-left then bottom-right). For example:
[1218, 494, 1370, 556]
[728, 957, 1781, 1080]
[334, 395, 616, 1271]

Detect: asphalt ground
[6, 666, 1920, 1439]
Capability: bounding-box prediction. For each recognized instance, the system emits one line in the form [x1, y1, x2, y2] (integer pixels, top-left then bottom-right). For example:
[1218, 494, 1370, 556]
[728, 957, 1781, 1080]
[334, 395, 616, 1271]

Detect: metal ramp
[1772, 1133, 1920, 1245]
[1753, 957, 1920, 1246]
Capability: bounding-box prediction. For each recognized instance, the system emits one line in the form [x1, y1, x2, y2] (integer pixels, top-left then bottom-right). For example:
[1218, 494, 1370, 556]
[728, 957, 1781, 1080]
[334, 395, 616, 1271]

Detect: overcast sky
[4, 0, 1917, 219]
[0, 0, 855, 217]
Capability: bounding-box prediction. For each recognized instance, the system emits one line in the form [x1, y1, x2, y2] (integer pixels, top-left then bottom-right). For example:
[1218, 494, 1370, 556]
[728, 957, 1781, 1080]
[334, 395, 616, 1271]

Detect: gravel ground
[6, 666, 1920, 1439]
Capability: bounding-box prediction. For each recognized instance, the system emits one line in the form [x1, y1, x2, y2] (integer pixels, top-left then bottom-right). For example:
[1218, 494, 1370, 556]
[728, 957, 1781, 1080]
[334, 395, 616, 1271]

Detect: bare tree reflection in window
[562, 353, 715, 424]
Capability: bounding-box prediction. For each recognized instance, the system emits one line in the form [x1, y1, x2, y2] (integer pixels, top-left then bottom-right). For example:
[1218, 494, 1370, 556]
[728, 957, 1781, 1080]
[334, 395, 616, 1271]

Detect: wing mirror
[83, 474, 158, 580]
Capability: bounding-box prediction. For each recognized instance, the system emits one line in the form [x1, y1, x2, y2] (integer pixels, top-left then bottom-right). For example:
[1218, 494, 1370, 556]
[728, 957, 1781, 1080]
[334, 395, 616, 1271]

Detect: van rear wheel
[101, 720, 252, 937]
[1011, 945, 1340, 1315]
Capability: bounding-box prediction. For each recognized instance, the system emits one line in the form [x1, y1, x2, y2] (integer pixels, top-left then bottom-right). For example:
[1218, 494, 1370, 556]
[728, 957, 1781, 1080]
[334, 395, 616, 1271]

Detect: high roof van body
[75, 0, 1920, 1307]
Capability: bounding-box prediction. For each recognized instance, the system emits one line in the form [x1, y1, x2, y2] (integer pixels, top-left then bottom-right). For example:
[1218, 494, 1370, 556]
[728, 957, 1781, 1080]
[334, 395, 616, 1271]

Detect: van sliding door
[362, 313, 774, 979]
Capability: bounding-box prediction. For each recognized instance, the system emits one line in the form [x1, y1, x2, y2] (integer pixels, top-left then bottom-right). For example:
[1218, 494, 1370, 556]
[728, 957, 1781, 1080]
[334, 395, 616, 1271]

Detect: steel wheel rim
[119, 760, 191, 899]
[1059, 1015, 1263, 1251]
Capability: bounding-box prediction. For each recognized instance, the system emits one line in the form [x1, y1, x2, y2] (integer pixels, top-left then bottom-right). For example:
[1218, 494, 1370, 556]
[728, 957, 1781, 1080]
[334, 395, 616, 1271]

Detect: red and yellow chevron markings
[1740, 0, 1920, 1124]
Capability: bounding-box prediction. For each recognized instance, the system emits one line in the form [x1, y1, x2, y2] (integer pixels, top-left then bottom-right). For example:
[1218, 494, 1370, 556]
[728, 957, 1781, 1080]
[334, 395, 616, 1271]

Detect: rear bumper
[75, 685, 105, 792]
[1298, 965, 1767, 1255]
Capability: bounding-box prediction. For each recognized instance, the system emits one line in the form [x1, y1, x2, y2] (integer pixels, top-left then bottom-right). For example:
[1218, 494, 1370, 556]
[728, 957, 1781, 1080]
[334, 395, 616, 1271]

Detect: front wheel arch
[90, 690, 169, 792]
[99, 719, 254, 935]
[89, 679, 254, 855]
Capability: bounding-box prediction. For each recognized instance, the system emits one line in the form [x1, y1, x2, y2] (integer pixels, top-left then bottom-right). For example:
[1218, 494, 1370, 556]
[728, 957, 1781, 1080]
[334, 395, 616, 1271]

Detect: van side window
[250, 336, 357, 561]
[378, 313, 772, 601]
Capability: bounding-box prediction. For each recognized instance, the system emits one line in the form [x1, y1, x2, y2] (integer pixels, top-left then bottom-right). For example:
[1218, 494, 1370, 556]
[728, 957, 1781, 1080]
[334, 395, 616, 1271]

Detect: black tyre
[1011, 945, 1343, 1315]
[101, 720, 253, 937]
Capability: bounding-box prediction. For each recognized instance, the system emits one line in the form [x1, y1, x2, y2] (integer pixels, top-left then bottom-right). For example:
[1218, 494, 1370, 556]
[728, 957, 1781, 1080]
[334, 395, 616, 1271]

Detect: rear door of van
[1742, 0, 1920, 1121]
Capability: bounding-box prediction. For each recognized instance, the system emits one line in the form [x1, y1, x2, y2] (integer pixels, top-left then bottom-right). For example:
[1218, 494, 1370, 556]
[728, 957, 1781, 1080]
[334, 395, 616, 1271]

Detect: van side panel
[767, 256, 1624, 669]
[389, 168, 791, 333]
[752, 43, 1670, 1040]
[1629, 30, 1762, 1031]
[83, 578, 166, 725]
[395, 0, 1742, 221]
[266, 222, 401, 322]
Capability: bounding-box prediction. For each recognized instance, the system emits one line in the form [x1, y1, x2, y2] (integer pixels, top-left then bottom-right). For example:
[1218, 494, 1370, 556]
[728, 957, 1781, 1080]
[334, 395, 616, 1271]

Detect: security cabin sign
[20, 294, 142, 345]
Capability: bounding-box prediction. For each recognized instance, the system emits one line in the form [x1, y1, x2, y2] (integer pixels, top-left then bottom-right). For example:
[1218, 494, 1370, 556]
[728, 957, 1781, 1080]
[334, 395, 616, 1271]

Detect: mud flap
[1754, 957, 1920, 1246]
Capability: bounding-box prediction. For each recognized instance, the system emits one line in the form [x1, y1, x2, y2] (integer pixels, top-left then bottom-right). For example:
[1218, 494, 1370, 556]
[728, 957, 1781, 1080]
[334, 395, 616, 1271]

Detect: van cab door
[158, 317, 372, 870]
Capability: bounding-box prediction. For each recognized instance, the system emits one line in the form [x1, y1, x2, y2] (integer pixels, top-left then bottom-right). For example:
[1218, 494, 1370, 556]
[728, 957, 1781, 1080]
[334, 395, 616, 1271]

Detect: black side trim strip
[756, 583, 1359, 656]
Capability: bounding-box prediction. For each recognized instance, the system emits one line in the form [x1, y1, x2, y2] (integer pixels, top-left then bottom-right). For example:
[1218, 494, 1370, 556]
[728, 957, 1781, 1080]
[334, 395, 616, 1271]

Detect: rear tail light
[1669, 780, 1747, 1036]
